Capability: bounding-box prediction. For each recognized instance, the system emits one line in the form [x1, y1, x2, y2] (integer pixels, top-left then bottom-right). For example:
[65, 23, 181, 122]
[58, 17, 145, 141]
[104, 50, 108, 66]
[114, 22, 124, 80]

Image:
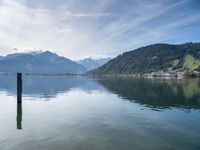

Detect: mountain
[0, 51, 87, 74]
[88, 42, 200, 75]
[77, 58, 112, 71]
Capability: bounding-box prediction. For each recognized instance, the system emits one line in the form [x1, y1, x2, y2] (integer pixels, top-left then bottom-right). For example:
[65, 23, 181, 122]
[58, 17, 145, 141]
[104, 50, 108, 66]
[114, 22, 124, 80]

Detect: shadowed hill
[88, 42, 200, 75]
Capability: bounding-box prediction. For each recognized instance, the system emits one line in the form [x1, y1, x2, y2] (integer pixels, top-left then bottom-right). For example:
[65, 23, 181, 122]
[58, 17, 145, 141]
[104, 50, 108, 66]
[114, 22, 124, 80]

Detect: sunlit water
[0, 75, 200, 150]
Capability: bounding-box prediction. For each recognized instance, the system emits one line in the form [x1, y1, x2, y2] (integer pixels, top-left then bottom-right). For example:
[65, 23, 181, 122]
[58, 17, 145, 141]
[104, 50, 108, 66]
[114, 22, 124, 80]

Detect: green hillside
[182, 55, 200, 71]
[88, 42, 200, 75]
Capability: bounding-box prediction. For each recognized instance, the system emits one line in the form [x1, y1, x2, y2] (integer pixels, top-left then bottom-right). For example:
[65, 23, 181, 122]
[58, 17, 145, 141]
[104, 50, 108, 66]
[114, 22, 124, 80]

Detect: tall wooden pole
[17, 73, 22, 103]
[16, 73, 22, 130]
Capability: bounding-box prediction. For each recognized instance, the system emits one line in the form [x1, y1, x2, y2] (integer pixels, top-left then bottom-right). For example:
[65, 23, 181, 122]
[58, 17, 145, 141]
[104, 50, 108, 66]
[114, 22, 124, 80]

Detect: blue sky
[0, 0, 199, 59]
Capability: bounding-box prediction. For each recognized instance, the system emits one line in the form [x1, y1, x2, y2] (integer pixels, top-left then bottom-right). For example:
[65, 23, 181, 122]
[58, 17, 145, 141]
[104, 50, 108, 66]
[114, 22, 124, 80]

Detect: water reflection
[0, 75, 200, 109]
[97, 77, 200, 109]
[17, 100, 22, 130]
[0, 75, 105, 99]
[1, 75, 200, 149]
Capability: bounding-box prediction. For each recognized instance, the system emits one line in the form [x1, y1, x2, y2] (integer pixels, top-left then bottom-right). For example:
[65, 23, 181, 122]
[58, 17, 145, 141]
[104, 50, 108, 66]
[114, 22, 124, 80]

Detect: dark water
[0, 75, 200, 150]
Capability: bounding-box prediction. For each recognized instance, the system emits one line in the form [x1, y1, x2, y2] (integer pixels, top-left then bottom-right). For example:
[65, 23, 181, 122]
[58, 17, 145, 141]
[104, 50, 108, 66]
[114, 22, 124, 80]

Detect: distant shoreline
[87, 72, 200, 79]
[0, 73, 85, 76]
[0, 72, 200, 79]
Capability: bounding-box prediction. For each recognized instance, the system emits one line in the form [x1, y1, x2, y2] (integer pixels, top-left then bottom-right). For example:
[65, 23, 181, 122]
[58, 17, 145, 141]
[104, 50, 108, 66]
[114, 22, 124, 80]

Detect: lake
[0, 75, 200, 150]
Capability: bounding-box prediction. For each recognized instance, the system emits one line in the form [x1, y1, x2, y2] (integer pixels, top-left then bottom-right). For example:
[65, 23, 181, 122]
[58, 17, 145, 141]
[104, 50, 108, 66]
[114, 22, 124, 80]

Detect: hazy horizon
[1, 42, 200, 61]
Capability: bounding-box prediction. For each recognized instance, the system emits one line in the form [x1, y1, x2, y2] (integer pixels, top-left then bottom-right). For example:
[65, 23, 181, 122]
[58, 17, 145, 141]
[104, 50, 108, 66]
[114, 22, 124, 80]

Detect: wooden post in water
[17, 73, 22, 103]
[16, 73, 22, 130]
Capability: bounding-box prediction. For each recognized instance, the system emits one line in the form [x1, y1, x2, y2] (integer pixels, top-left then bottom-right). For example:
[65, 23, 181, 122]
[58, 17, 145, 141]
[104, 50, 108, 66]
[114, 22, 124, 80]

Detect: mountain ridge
[88, 42, 200, 76]
[0, 51, 87, 74]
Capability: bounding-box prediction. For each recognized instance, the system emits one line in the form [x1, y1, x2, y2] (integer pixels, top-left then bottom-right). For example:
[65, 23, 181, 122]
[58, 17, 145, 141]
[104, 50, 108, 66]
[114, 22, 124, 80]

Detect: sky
[0, 0, 199, 60]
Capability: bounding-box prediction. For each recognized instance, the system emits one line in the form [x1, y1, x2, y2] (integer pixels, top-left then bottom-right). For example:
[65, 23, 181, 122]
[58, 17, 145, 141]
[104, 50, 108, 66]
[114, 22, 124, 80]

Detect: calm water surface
[0, 75, 200, 150]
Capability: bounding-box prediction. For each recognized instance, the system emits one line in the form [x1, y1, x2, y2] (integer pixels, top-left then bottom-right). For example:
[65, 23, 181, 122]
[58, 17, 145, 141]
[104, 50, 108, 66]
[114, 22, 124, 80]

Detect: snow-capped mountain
[0, 51, 87, 74]
[77, 58, 112, 71]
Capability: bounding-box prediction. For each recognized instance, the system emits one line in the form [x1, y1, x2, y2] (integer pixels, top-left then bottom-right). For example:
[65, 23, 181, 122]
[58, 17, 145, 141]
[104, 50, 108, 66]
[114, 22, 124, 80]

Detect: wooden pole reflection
[17, 100, 22, 130]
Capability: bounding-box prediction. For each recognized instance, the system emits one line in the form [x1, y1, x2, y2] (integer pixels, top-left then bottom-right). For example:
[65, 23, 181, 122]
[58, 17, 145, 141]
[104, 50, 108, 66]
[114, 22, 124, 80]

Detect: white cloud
[0, 0, 199, 59]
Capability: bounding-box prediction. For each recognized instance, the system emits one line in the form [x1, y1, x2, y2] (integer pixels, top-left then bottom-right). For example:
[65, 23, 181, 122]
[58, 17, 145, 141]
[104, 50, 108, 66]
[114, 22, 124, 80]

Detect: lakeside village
[1, 71, 200, 79]
[141, 71, 200, 79]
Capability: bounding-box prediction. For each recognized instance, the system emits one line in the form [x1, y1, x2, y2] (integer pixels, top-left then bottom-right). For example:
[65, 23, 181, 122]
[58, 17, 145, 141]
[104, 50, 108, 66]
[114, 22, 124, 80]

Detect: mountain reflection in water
[0, 75, 106, 99]
[97, 77, 200, 109]
[0, 75, 200, 109]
